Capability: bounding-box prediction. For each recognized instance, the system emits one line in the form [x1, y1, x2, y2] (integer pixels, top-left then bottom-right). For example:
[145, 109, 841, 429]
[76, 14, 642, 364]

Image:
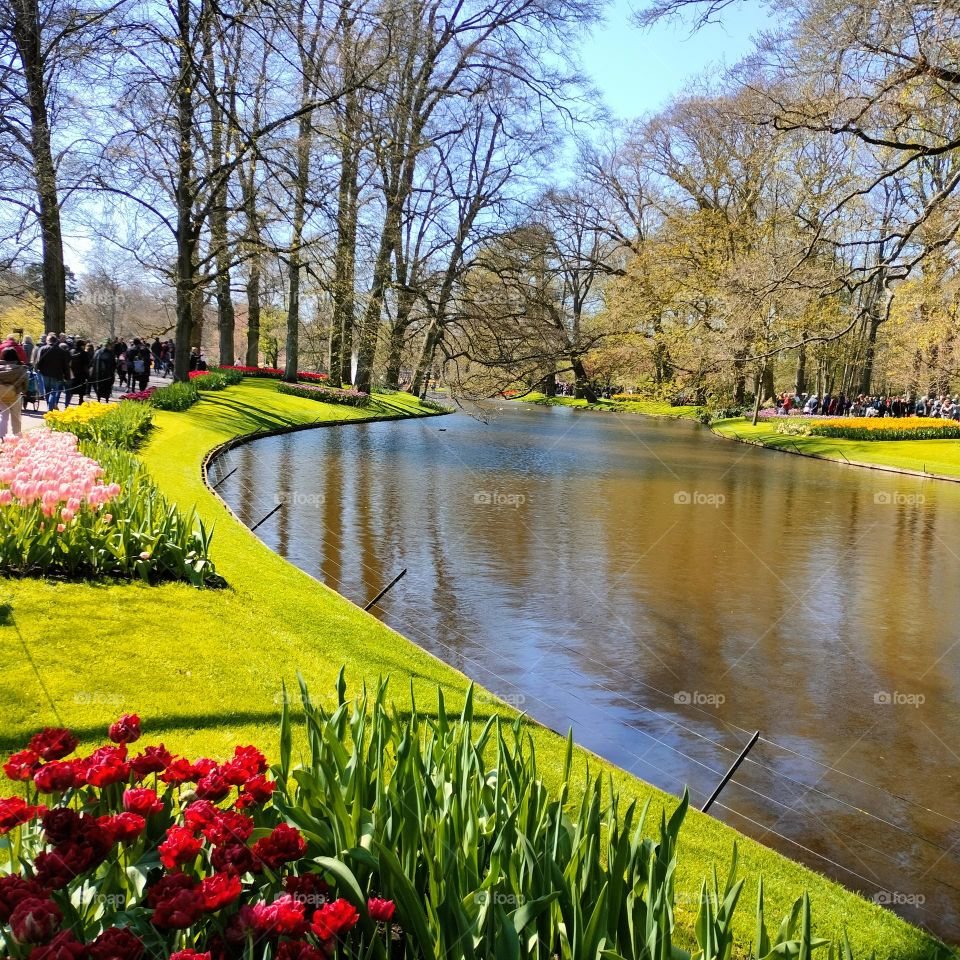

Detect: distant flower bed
[0, 428, 219, 585]
[757, 408, 816, 419]
[276, 382, 369, 408]
[45, 401, 153, 450]
[215, 365, 329, 383]
[810, 417, 960, 441]
[119, 387, 156, 402]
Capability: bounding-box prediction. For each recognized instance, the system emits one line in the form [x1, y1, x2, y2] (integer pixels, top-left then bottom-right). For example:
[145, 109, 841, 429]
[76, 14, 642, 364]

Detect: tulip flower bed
[275, 384, 368, 408]
[808, 417, 960, 441]
[213, 366, 329, 384]
[0, 429, 219, 585]
[0, 674, 870, 960]
[0, 706, 393, 960]
[45, 402, 154, 451]
[119, 387, 157, 403]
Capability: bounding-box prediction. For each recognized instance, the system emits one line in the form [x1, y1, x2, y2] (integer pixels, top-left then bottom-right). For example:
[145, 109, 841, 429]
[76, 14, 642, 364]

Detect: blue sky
[581, 0, 774, 120]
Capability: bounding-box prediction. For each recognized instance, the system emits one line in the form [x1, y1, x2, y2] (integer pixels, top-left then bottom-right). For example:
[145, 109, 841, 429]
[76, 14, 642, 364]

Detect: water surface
[217, 403, 960, 940]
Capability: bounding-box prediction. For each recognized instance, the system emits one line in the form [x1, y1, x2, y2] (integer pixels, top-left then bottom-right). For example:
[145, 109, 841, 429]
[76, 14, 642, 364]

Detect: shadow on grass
[0, 692, 556, 756]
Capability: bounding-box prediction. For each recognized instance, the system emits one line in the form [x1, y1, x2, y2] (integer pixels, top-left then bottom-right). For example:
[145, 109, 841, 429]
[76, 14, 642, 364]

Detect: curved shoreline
[517, 397, 960, 485]
[709, 423, 960, 484]
[136, 383, 952, 954]
[200, 407, 446, 492]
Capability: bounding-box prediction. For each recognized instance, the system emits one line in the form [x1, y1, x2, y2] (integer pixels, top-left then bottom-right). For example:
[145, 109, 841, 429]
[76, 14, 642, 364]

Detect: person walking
[114, 339, 128, 388]
[67, 339, 90, 406]
[90, 340, 117, 401]
[0, 346, 27, 436]
[129, 338, 151, 391]
[35, 334, 71, 411]
[0, 334, 27, 365]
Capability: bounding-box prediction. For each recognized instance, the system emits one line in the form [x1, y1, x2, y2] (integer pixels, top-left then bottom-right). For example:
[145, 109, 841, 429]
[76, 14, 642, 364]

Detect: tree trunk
[215, 268, 235, 366]
[285, 256, 301, 381]
[330, 89, 360, 388]
[283, 112, 313, 383]
[384, 324, 405, 389]
[354, 221, 395, 393]
[571, 356, 596, 402]
[794, 342, 807, 395]
[245, 254, 261, 366]
[204, 15, 234, 367]
[11, 0, 67, 334]
[761, 361, 775, 403]
[172, 0, 196, 383]
[240, 159, 262, 367]
[411, 318, 440, 396]
[858, 313, 882, 395]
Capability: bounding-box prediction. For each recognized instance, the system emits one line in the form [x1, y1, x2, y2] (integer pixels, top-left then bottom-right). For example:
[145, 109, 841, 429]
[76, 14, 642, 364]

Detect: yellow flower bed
[45, 401, 117, 429]
[810, 416, 960, 441]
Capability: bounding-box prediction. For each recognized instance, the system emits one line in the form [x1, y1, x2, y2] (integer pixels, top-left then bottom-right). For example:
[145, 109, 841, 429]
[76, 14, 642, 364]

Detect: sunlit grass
[0, 379, 949, 957]
[713, 417, 960, 479]
[518, 391, 703, 419]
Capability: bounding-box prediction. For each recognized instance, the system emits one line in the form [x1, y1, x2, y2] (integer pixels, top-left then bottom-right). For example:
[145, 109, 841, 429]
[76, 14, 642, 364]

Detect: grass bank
[711, 417, 960, 481]
[517, 391, 704, 419]
[0, 379, 949, 957]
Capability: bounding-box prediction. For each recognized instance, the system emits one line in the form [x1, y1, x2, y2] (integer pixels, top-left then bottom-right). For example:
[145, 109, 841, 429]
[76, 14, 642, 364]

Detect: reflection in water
[217, 403, 960, 941]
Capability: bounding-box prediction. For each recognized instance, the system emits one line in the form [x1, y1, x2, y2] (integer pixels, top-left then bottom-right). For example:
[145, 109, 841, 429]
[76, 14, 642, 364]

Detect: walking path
[20, 372, 172, 432]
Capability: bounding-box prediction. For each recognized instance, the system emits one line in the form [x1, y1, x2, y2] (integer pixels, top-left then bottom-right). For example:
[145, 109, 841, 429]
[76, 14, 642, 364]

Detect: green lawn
[0, 379, 951, 958]
[518, 391, 704, 419]
[712, 418, 960, 480]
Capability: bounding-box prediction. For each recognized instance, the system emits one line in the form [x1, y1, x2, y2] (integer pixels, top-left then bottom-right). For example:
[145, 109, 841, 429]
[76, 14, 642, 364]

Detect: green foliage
[149, 381, 200, 411]
[277, 381, 370, 407]
[278, 676, 863, 960]
[190, 371, 230, 391]
[45, 400, 154, 450]
[81, 441, 222, 586]
[206, 366, 245, 385]
[776, 420, 812, 436]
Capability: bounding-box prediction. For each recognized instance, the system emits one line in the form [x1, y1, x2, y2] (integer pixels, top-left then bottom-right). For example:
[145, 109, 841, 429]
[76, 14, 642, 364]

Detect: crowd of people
[0, 332, 210, 437]
[777, 391, 960, 420]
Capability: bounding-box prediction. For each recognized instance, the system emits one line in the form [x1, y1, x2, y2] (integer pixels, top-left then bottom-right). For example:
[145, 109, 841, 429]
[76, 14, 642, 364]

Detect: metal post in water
[250, 502, 283, 531]
[364, 568, 408, 611]
[211, 466, 237, 490]
[701, 730, 760, 814]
